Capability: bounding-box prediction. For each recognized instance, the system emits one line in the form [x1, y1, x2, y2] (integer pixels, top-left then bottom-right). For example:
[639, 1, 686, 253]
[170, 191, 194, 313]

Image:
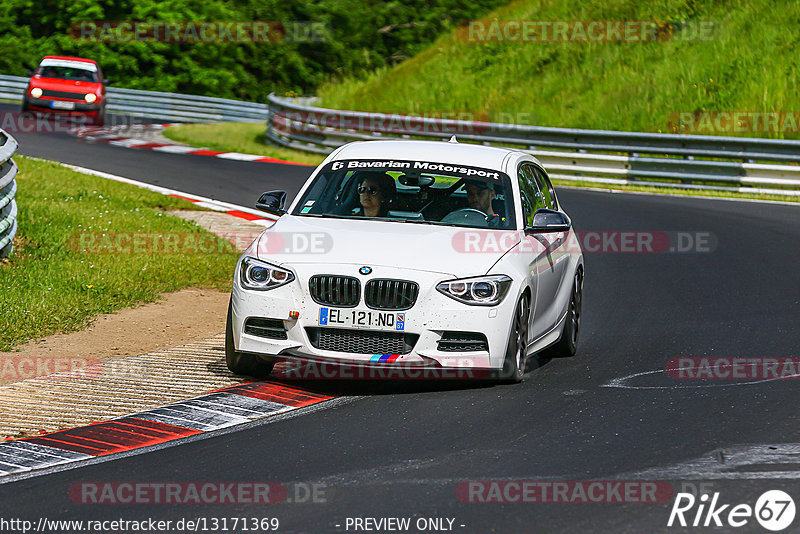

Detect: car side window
[517, 165, 542, 227]
[516, 168, 533, 227]
[531, 166, 558, 210]
[521, 164, 546, 211]
[541, 169, 559, 210]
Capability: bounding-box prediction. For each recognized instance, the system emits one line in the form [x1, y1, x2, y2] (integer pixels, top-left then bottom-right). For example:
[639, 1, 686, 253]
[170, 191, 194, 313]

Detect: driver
[444, 179, 507, 228]
[465, 180, 497, 217]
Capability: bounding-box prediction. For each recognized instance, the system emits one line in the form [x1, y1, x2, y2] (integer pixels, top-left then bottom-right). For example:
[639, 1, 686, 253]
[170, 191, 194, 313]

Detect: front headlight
[239, 257, 295, 291]
[436, 275, 512, 306]
[30, 87, 42, 98]
[84, 93, 97, 104]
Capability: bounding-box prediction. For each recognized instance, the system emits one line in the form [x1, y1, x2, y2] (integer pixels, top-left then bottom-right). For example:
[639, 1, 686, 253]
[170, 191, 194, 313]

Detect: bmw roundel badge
[359, 266, 372, 275]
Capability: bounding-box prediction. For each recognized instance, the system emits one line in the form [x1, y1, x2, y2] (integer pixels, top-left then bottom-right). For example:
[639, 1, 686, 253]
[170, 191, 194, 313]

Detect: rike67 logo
[668, 490, 796, 531]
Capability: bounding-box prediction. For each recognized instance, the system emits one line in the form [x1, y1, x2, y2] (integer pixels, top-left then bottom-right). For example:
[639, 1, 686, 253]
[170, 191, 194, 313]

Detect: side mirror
[102, 79, 110, 85]
[525, 208, 571, 234]
[256, 190, 287, 216]
[26, 71, 34, 77]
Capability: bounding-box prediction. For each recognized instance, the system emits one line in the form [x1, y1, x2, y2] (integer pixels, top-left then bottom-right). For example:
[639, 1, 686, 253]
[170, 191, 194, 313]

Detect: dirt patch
[0, 288, 230, 386]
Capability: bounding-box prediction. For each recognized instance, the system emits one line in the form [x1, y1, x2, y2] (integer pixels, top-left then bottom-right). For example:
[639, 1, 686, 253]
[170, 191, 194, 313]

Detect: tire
[91, 107, 105, 127]
[20, 102, 33, 120]
[543, 269, 583, 358]
[225, 300, 275, 377]
[497, 295, 529, 383]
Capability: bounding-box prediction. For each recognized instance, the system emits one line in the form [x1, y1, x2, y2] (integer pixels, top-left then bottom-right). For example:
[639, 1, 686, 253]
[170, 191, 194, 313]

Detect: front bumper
[231, 263, 518, 372]
[24, 97, 103, 114]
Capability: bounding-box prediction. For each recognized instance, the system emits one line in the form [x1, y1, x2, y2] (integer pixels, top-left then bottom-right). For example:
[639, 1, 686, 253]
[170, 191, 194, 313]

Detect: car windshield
[36, 66, 98, 82]
[291, 159, 517, 229]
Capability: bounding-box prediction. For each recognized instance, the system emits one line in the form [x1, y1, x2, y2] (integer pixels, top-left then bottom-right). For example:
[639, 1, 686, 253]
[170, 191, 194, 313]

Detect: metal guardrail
[0, 128, 18, 258]
[266, 95, 800, 196]
[0, 74, 269, 123]
[3, 71, 799, 196]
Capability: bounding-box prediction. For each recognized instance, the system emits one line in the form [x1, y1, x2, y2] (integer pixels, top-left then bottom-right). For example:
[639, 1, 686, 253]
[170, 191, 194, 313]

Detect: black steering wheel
[440, 208, 489, 225]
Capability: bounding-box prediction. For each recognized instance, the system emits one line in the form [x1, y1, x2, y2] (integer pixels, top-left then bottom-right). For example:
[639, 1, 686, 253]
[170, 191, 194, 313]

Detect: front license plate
[50, 101, 75, 110]
[319, 308, 405, 331]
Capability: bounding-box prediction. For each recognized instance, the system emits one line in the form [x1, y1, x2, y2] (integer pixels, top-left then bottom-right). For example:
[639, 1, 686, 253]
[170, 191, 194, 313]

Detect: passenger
[356, 172, 396, 217]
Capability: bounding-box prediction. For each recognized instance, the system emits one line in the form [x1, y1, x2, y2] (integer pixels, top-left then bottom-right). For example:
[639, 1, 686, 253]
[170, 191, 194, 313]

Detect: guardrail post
[0, 128, 18, 259]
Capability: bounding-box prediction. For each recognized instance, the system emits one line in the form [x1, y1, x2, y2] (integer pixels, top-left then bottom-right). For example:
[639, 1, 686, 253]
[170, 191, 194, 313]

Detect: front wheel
[497, 295, 529, 383]
[225, 300, 275, 377]
[90, 107, 106, 127]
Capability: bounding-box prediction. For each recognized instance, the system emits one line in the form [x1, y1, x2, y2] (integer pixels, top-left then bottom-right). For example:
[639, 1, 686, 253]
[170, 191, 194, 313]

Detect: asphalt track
[1, 103, 312, 206]
[2, 102, 800, 532]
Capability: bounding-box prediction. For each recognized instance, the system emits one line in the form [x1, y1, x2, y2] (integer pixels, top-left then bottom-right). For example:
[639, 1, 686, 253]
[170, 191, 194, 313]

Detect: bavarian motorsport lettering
[329, 159, 502, 179]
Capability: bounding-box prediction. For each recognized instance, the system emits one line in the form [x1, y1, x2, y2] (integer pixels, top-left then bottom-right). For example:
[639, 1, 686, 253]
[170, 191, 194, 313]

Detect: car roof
[41, 56, 98, 65]
[333, 139, 533, 172]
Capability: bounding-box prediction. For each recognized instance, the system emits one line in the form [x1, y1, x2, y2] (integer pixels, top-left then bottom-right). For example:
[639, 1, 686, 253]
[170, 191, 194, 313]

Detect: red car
[22, 56, 108, 126]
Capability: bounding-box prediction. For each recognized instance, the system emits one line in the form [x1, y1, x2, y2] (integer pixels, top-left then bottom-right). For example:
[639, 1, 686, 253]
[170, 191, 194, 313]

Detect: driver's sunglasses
[358, 186, 379, 195]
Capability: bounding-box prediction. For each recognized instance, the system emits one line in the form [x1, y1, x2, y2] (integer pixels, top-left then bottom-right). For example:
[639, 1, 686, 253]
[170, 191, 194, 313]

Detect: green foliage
[318, 0, 800, 139]
[0, 0, 505, 101]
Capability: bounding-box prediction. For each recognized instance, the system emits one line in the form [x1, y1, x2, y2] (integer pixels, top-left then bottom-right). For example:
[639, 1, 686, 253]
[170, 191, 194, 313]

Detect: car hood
[28, 77, 102, 94]
[252, 215, 520, 278]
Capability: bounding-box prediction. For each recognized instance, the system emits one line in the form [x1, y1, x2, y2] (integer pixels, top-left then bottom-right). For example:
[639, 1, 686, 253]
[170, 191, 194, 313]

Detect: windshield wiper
[295, 213, 357, 220]
[297, 213, 418, 222]
[295, 212, 506, 229]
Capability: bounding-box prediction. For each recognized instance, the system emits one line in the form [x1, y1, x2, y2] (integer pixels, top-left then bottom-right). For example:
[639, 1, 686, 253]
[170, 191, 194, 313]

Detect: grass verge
[162, 122, 324, 166]
[0, 156, 240, 351]
[317, 0, 800, 139]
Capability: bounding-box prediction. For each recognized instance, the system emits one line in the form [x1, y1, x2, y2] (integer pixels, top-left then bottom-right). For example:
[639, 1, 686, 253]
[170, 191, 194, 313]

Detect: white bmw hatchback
[226, 140, 584, 382]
